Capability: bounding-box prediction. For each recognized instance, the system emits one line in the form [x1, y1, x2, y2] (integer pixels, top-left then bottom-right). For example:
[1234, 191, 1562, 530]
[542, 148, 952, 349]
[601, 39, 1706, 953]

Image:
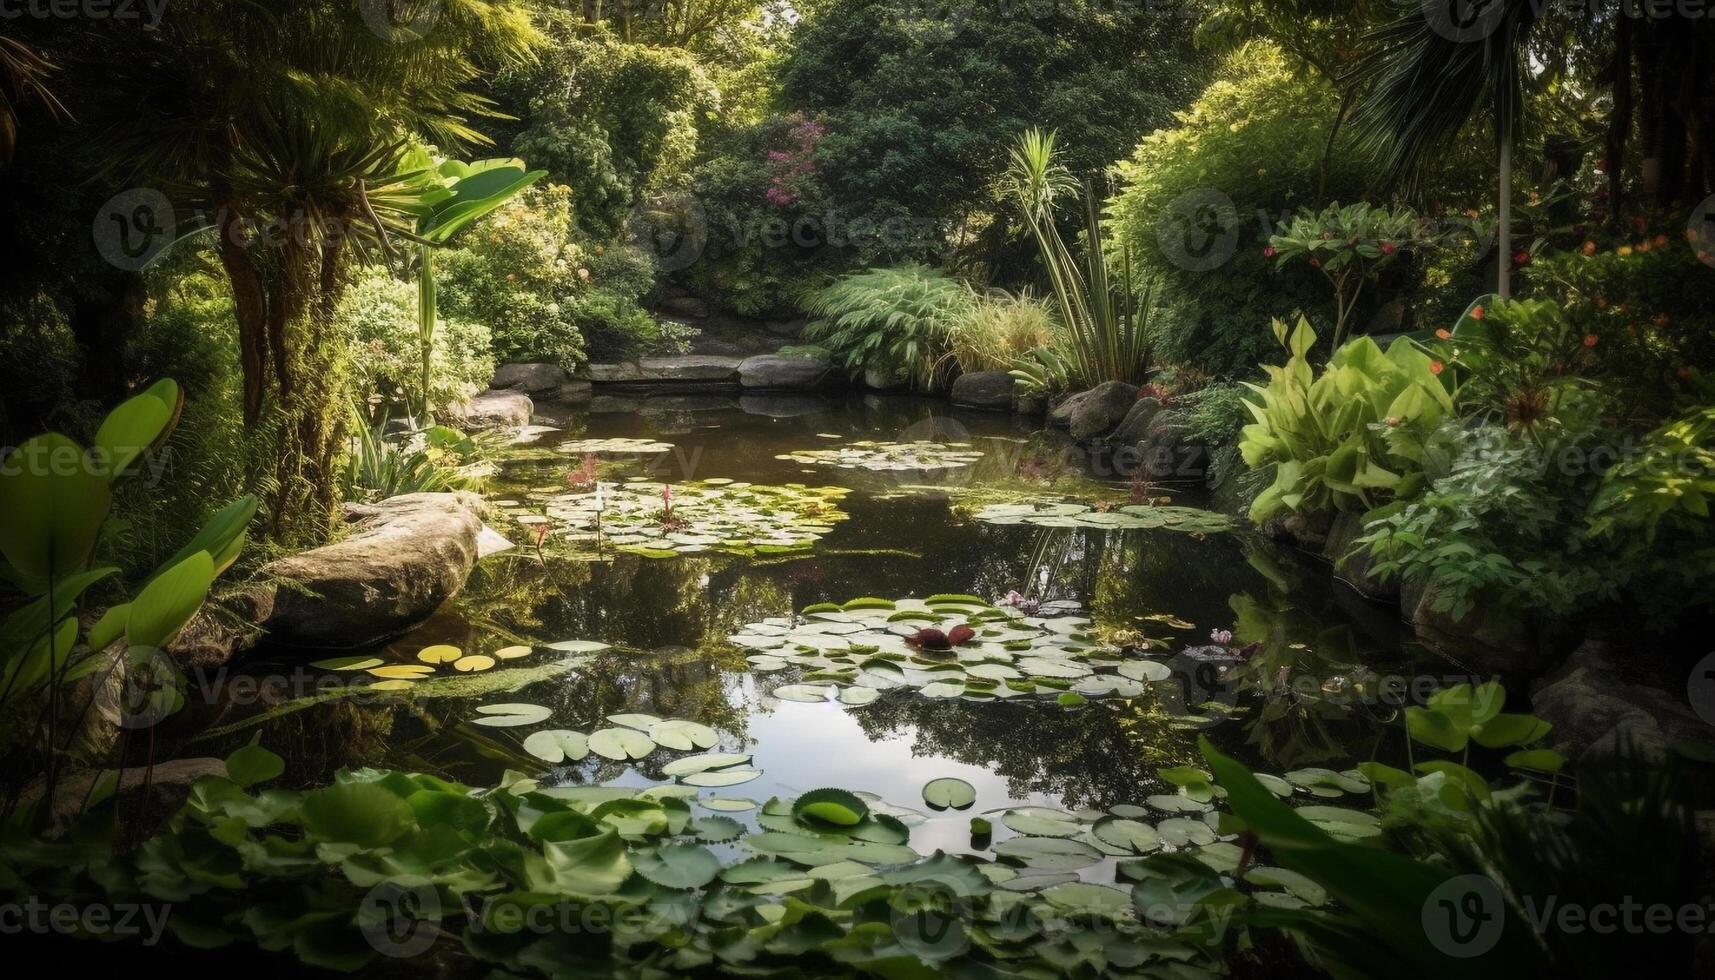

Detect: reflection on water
[202, 394, 1433, 816]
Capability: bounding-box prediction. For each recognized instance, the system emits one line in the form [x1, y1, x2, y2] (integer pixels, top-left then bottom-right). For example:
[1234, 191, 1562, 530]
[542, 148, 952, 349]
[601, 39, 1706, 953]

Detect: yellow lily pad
[417, 644, 463, 664]
[369, 664, 434, 679]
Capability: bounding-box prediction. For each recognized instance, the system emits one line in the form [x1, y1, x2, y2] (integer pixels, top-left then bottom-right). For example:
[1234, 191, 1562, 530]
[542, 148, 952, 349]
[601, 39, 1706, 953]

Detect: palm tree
[68, 2, 537, 539]
[1346, 0, 1540, 298]
[1001, 128, 1153, 387]
[0, 34, 69, 164]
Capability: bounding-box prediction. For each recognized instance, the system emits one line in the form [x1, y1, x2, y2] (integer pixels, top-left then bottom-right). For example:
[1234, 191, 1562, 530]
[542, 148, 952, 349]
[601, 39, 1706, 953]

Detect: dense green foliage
[803, 265, 974, 389]
[495, 17, 719, 237]
[777, 0, 1205, 279]
[1239, 319, 1452, 524]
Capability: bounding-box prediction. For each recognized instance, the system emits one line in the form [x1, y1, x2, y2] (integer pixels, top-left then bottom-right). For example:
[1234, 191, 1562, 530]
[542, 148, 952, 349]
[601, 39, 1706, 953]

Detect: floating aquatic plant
[556, 437, 675, 455]
[732, 595, 1176, 705]
[774, 440, 985, 472]
[534, 480, 851, 560]
[973, 501, 1235, 532]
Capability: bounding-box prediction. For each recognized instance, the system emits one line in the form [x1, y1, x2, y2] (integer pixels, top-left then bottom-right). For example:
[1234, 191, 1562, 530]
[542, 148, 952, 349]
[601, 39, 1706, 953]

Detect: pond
[178, 395, 1437, 866]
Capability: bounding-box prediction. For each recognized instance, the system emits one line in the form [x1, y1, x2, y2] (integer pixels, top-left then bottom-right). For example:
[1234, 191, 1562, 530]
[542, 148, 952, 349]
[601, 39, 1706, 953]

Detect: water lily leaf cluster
[534, 480, 851, 559]
[555, 437, 676, 455]
[16, 746, 1243, 977]
[774, 440, 986, 471]
[311, 641, 552, 693]
[973, 502, 1234, 533]
[730, 595, 1177, 704]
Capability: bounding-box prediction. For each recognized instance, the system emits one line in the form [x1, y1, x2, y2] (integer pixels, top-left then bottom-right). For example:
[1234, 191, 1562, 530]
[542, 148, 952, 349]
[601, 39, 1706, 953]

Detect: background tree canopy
[775, 0, 1208, 272]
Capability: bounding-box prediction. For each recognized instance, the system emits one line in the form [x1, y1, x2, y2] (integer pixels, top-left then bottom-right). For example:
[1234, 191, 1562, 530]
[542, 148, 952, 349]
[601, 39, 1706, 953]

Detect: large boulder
[586, 355, 743, 384]
[1108, 397, 1165, 446]
[447, 389, 533, 430]
[738, 353, 834, 390]
[950, 371, 1015, 410]
[1531, 639, 1708, 764]
[1403, 576, 1564, 679]
[1050, 381, 1140, 440]
[492, 363, 591, 403]
[256, 492, 488, 649]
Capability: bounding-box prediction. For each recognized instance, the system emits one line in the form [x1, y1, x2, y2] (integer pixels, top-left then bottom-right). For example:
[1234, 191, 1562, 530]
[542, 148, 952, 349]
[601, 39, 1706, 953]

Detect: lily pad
[972, 502, 1233, 534]
[794, 789, 869, 827]
[992, 836, 1102, 871]
[309, 656, 383, 671]
[589, 727, 657, 761]
[416, 644, 463, 664]
[679, 768, 762, 788]
[648, 719, 719, 752]
[662, 753, 751, 778]
[632, 843, 720, 890]
[922, 777, 976, 811]
[472, 702, 553, 728]
[522, 729, 589, 764]
[775, 441, 985, 472]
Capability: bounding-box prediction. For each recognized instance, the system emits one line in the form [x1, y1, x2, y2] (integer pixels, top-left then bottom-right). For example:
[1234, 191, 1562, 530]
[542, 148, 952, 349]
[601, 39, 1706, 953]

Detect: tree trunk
[1497, 135, 1513, 299]
[1606, 13, 1633, 224]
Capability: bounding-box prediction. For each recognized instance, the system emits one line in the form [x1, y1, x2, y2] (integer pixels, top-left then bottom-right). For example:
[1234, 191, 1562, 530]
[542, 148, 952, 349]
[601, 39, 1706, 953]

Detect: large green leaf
[126, 550, 214, 649]
[149, 495, 257, 584]
[0, 433, 113, 586]
[1199, 736, 1537, 976]
[93, 378, 181, 478]
[0, 565, 118, 649]
[544, 829, 632, 895]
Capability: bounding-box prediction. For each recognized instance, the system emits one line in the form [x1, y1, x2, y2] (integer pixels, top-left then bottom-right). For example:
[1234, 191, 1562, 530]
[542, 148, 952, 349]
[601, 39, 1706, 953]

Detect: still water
[188, 393, 1430, 847]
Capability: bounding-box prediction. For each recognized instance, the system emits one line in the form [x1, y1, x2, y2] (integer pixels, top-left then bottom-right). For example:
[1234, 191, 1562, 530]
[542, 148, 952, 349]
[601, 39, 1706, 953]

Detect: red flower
[1583, 334, 1599, 348]
[1381, 242, 1397, 255]
[1470, 305, 1486, 320]
[1435, 328, 1452, 340]
[1513, 250, 1531, 267]
[1309, 257, 1322, 269]
[905, 625, 976, 651]
[1429, 361, 1445, 376]
[1263, 246, 1277, 258]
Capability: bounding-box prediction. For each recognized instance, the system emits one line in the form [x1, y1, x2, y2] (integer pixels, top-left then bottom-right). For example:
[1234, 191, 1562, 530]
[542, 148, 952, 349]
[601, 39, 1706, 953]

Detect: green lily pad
[794, 789, 869, 827]
[522, 729, 589, 764]
[588, 727, 656, 761]
[922, 777, 976, 811]
[632, 843, 720, 890]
